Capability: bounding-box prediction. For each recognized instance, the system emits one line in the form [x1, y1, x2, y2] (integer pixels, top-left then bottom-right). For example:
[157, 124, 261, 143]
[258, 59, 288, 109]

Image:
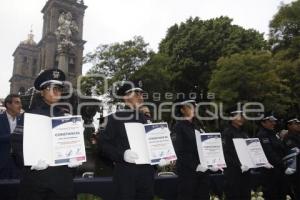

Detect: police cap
[175, 95, 196, 105]
[261, 111, 277, 121]
[226, 104, 244, 116]
[116, 80, 144, 96]
[286, 117, 300, 124]
[174, 95, 196, 117]
[34, 69, 65, 91]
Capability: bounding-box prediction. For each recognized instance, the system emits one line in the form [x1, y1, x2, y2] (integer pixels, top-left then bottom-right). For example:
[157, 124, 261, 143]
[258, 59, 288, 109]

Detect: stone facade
[10, 0, 87, 94]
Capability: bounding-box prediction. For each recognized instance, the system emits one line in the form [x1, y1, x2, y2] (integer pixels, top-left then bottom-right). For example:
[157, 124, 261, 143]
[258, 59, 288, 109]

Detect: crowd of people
[0, 70, 300, 200]
[171, 98, 300, 200]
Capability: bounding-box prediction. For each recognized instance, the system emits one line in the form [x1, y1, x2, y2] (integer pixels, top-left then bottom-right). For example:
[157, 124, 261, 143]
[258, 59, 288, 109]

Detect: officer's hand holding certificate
[23, 113, 86, 166]
[124, 122, 177, 165]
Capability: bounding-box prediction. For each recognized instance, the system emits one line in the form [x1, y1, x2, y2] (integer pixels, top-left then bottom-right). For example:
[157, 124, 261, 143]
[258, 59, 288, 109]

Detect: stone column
[58, 51, 69, 74]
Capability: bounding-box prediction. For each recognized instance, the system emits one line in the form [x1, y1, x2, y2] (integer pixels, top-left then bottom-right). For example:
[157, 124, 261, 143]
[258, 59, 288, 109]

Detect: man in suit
[0, 94, 22, 180]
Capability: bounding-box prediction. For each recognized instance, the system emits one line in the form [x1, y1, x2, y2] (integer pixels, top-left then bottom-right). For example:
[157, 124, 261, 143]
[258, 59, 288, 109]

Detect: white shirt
[6, 112, 17, 133]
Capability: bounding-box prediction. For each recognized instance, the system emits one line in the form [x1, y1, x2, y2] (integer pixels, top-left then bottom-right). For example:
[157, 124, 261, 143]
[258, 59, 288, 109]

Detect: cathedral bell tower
[10, 30, 39, 94]
[10, 0, 87, 94]
[39, 0, 87, 87]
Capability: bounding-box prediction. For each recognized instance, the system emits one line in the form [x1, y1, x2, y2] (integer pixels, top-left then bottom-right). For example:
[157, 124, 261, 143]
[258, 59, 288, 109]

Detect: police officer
[283, 117, 300, 199]
[174, 96, 218, 200]
[222, 105, 251, 200]
[11, 69, 81, 200]
[256, 112, 286, 200]
[99, 80, 159, 200]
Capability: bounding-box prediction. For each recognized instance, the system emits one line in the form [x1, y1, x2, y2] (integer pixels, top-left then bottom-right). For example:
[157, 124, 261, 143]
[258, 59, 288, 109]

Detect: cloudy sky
[0, 0, 295, 98]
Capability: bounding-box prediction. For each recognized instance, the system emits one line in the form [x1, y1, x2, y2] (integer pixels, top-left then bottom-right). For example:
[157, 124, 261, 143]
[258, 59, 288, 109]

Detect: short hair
[4, 94, 20, 108]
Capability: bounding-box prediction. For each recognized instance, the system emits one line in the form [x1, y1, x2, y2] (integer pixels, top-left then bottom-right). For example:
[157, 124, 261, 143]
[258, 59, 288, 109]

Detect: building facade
[10, 0, 87, 94]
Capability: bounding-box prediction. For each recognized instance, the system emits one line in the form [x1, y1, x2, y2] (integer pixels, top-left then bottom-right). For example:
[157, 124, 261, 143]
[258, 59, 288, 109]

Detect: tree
[130, 53, 175, 122]
[131, 53, 172, 103]
[81, 36, 152, 95]
[269, 0, 300, 116]
[274, 56, 300, 115]
[158, 16, 268, 97]
[269, 0, 300, 59]
[84, 36, 153, 81]
[208, 51, 291, 115]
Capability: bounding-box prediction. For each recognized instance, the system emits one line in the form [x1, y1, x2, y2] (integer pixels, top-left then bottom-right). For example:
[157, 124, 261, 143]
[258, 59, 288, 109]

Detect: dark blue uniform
[11, 100, 75, 200]
[99, 106, 155, 200]
[257, 127, 286, 200]
[222, 124, 251, 200]
[283, 132, 300, 200]
[174, 120, 210, 200]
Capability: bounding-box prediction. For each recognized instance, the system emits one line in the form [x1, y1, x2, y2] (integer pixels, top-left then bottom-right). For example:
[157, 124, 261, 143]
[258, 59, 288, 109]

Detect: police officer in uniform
[283, 117, 300, 199]
[174, 96, 219, 200]
[11, 69, 81, 200]
[222, 105, 251, 200]
[256, 112, 286, 200]
[99, 80, 160, 200]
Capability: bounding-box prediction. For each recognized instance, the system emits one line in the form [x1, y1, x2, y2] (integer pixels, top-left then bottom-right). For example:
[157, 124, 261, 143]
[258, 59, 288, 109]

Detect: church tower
[10, 0, 87, 93]
[39, 0, 87, 86]
[10, 30, 39, 94]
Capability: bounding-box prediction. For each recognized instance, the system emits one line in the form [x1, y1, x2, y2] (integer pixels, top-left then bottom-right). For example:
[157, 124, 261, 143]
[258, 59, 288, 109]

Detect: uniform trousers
[19, 167, 74, 200]
[177, 168, 210, 200]
[113, 163, 155, 200]
[224, 167, 251, 200]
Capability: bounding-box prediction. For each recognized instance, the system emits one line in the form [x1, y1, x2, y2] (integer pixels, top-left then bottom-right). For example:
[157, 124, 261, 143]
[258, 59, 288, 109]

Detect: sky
[0, 0, 295, 98]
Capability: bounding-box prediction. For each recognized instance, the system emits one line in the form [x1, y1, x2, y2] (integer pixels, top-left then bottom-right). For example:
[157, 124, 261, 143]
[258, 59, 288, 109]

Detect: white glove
[292, 147, 300, 154]
[31, 160, 49, 171]
[196, 164, 208, 172]
[124, 149, 139, 163]
[68, 158, 82, 168]
[285, 167, 296, 175]
[158, 158, 170, 167]
[264, 163, 274, 169]
[209, 166, 220, 172]
[241, 165, 249, 173]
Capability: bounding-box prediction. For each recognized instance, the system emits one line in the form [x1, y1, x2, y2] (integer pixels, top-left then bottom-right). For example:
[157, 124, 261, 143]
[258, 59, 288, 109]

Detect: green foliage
[209, 51, 291, 114]
[158, 16, 268, 95]
[130, 53, 174, 121]
[77, 194, 102, 200]
[274, 56, 300, 115]
[81, 12, 300, 118]
[269, 0, 300, 115]
[269, 0, 300, 59]
[83, 36, 153, 94]
[131, 53, 172, 103]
